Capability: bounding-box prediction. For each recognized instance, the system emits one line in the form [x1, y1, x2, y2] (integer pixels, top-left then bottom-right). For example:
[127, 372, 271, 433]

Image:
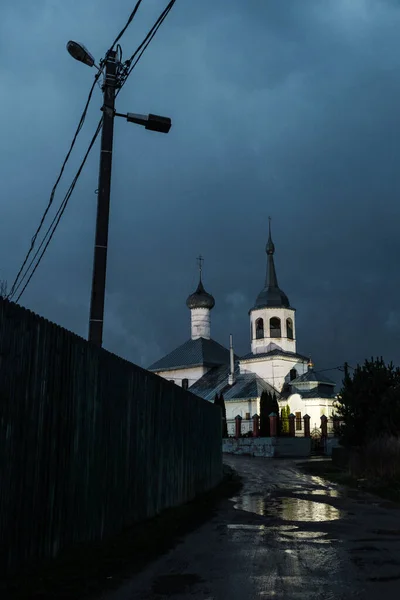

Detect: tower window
[286, 318, 294, 339]
[255, 317, 264, 339]
[182, 378, 189, 390]
[270, 317, 281, 338]
[290, 368, 297, 381]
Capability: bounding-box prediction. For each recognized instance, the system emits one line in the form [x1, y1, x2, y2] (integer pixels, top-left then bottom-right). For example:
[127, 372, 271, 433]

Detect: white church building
[148, 221, 336, 436]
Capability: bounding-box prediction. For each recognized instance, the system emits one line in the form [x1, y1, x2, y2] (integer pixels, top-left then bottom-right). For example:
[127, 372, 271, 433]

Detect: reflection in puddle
[227, 524, 266, 531]
[264, 524, 298, 532]
[234, 495, 344, 522]
[277, 530, 334, 544]
[293, 488, 340, 498]
[280, 530, 328, 539]
[277, 536, 332, 544]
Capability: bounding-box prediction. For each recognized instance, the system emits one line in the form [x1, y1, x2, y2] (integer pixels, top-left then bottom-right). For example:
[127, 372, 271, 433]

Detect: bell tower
[249, 219, 296, 355]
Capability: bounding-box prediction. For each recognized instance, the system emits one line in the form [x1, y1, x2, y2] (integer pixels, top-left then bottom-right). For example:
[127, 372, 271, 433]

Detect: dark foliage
[259, 390, 279, 437]
[214, 392, 228, 438]
[335, 358, 400, 448]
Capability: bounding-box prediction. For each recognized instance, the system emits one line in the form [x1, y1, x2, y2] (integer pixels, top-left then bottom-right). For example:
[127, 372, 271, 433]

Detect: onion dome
[186, 278, 215, 310]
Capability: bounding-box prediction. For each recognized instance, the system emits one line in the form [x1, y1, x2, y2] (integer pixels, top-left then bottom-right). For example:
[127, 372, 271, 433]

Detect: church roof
[189, 362, 280, 402]
[290, 369, 335, 386]
[298, 386, 337, 399]
[252, 219, 291, 310]
[240, 348, 310, 362]
[281, 385, 337, 400]
[148, 337, 232, 372]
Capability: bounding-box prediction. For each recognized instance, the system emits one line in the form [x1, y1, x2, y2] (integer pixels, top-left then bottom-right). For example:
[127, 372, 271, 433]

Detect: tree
[214, 392, 228, 438]
[335, 358, 400, 448]
[259, 390, 269, 436]
[0, 280, 7, 299]
[280, 405, 290, 434]
[259, 390, 280, 437]
[219, 393, 228, 438]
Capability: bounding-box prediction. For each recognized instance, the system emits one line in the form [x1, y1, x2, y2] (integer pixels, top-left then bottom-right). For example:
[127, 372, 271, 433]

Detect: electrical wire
[109, 0, 144, 51]
[117, 0, 176, 96]
[8, 4, 147, 301]
[7, 70, 104, 300]
[13, 119, 103, 304]
[9, 0, 177, 302]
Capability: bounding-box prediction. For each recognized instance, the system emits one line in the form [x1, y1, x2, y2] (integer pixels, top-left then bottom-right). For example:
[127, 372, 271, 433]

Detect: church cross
[197, 255, 204, 277]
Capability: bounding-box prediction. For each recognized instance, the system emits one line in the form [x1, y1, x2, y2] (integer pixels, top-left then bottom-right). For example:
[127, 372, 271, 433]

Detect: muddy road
[99, 456, 400, 599]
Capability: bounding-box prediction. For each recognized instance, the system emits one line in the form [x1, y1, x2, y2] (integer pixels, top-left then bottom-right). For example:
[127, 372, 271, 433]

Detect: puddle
[227, 524, 267, 531]
[279, 530, 328, 539]
[234, 494, 344, 522]
[293, 488, 340, 498]
[277, 530, 333, 544]
[269, 497, 343, 522]
[227, 523, 299, 532]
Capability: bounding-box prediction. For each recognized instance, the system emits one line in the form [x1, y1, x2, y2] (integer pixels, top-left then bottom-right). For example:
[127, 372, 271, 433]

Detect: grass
[298, 458, 400, 504]
[0, 466, 242, 600]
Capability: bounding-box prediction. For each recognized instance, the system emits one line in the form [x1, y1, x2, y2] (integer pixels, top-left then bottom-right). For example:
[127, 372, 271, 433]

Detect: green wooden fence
[0, 298, 222, 575]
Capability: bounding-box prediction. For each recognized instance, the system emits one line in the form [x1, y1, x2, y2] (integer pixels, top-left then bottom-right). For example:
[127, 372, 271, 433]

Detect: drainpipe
[228, 333, 235, 386]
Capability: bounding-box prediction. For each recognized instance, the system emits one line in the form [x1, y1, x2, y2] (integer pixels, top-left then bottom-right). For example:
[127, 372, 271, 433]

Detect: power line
[118, 0, 176, 96]
[9, 1, 177, 302]
[8, 70, 104, 300]
[13, 119, 103, 304]
[109, 0, 144, 51]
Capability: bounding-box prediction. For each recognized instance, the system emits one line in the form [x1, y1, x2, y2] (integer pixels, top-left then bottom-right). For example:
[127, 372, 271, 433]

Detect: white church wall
[250, 307, 296, 354]
[282, 393, 336, 436]
[225, 399, 259, 421]
[239, 356, 308, 393]
[154, 365, 209, 388]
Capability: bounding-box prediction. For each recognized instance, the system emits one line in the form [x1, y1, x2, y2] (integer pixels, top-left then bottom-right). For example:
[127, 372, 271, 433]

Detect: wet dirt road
[100, 456, 400, 599]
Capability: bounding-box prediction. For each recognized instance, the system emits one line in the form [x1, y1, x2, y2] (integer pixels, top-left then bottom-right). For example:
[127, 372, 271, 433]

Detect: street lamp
[66, 41, 96, 68]
[67, 40, 172, 347]
[125, 112, 171, 133]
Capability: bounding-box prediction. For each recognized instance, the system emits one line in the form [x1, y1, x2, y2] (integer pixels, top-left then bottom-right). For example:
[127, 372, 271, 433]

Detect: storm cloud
[1, 0, 400, 385]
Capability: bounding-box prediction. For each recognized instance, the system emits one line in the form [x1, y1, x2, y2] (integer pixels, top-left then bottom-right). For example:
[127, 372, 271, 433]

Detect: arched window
[270, 317, 281, 338]
[255, 318, 264, 339]
[182, 378, 188, 390]
[286, 318, 294, 339]
[290, 368, 297, 381]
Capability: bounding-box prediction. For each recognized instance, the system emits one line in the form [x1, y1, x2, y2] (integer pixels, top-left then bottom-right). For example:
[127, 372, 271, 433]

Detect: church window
[295, 412, 302, 430]
[286, 318, 294, 339]
[245, 412, 251, 420]
[270, 317, 281, 338]
[182, 378, 188, 390]
[290, 368, 297, 381]
[255, 318, 264, 339]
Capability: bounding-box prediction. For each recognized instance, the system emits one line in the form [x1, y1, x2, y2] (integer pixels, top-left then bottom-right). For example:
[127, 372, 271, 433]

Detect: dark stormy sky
[2, 0, 400, 384]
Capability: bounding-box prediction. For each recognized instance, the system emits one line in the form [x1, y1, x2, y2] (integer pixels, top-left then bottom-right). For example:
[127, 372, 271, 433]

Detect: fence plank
[0, 298, 222, 575]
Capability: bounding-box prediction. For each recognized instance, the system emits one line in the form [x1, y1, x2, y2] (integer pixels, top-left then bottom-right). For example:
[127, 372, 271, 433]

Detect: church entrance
[310, 429, 325, 455]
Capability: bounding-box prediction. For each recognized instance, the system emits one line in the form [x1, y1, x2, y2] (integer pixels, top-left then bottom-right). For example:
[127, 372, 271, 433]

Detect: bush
[336, 359, 400, 448]
[349, 436, 400, 482]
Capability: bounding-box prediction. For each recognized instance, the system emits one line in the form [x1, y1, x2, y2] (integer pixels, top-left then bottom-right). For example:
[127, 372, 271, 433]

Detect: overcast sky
[1, 0, 400, 385]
